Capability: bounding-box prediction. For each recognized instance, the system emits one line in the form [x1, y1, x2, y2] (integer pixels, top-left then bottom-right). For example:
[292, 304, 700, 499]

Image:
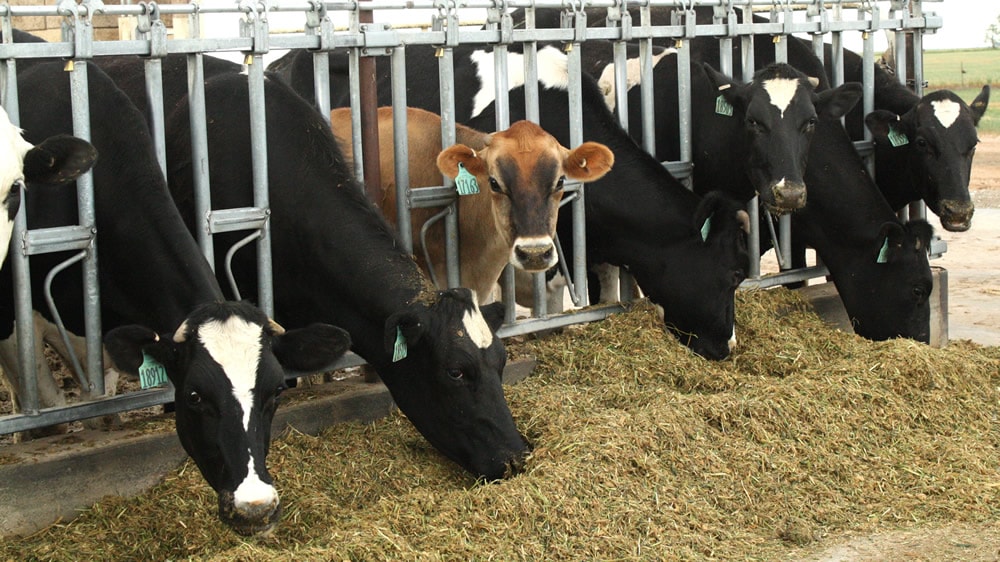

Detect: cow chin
[217, 490, 282, 536]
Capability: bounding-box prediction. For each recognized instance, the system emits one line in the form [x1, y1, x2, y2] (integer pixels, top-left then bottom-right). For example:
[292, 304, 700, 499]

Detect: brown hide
[330, 107, 612, 303]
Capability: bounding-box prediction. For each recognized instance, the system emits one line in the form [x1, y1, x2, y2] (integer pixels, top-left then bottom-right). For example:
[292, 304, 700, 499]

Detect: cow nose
[937, 199, 974, 232]
[770, 179, 807, 212]
[512, 237, 557, 272]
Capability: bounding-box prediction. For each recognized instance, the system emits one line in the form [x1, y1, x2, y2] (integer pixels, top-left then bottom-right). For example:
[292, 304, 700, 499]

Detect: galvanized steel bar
[437, 47, 462, 290]
[391, 47, 413, 253]
[861, 25, 876, 176]
[245, 57, 275, 316]
[143, 59, 168, 177]
[186, 53, 215, 266]
[348, 49, 364, 182]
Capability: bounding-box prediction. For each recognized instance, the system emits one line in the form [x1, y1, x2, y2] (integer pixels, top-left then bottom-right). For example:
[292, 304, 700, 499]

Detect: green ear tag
[454, 163, 480, 196]
[392, 326, 408, 362]
[887, 127, 909, 147]
[876, 237, 890, 264]
[139, 352, 169, 389]
[700, 215, 712, 242]
[715, 95, 734, 117]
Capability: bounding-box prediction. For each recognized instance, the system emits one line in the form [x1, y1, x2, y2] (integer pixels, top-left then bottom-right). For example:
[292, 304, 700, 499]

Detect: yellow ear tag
[139, 352, 169, 389]
[455, 163, 480, 196]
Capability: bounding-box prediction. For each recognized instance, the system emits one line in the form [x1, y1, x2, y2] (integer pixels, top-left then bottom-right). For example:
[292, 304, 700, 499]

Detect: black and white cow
[0, 58, 352, 535]
[270, 44, 751, 361]
[96, 61, 531, 482]
[832, 49, 990, 231]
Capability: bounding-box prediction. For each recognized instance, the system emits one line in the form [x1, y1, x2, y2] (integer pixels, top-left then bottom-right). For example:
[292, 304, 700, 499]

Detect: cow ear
[865, 110, 904, 146]
[701, 62, 746, 110]
[563, 142, 614, 182]
[816, 82, 862, 120]
[874, 221, 906, 263]
[437, 144, 487, 179]
[693, 191, 741, 241]
[103, 325, 180, 383]
[22, 135, 98, 186]
[480, 302, 506, 333]
[969, 84, 990, 126]
[384, 309, 426, 361]
[906, 219, 935, 253]
[271, 323, 352, 374]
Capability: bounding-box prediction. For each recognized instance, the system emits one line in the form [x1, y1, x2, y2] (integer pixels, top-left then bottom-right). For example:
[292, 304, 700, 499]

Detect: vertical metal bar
[69, 62, 104, 398]
[612, 39, 628, 129]
[438, 48, 461, 290]
[391, 47, 412, 254]
[638, 38, 656, 154]
[862, 27, 876, 176]
[245, 57, 274, 317]
[312, 51, 332, 124]
[677, 40, 692, 190]
[566, 43, 586, 305]
[908, 14, 926, 221]
[522, 14, 543, 316]
[348, 50, 364, 183]
[187, 53, 215, 266]
[143, 58, 167, 177]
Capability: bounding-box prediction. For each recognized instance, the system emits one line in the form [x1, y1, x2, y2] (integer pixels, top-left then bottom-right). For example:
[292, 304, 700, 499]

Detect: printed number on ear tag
[392, 326, 408, 362]
[139, 352, 169, 389]
[455, 163, 480, 196]
[715, 95, 734, 117]
[887, 127, 909, 147]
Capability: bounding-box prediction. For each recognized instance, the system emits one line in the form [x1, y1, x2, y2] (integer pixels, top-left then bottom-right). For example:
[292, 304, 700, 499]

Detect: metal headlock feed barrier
[0, 0, 943, 435]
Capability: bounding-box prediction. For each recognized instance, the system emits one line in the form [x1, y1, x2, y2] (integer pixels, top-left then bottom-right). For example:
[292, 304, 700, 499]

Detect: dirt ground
[789, 133, 1000, 561]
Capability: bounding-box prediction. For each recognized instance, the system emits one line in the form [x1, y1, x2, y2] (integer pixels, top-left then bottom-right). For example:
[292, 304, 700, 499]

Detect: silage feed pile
[3, 288, 999, 561]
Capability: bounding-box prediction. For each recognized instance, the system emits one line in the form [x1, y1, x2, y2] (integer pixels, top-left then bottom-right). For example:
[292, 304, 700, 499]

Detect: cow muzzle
[511, 236, 558, 272]
[765, 179, 807, 214]
[936, 199, 974, 232]
[218, 489, 282, 536]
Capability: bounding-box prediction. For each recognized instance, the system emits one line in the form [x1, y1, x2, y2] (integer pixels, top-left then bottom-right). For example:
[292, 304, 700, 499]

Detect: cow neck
[798, 120, 898, 251]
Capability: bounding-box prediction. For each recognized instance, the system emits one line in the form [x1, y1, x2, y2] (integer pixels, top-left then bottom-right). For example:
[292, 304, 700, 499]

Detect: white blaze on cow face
[462, 302, 494, 349]
[469, 46, 570, 118]
[197, 316, 277, 507]
[762, 78, 801, 118]
[0, 108, 34, 265]
[197, 315, 265, 431]
[930, 99, 961, 128]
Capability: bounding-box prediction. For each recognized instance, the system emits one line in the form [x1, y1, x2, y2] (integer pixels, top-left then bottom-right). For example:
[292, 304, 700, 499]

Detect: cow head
[637, 192, 750, 360]
[704, 62, 862, 214]
[437, 120, 613, 272]
[381, 288, 530, 480]
[865, 85, 989, 232]
[0, 106, 97, 264]
[104, 301, 352, 535]
[844, 220, 934, 343]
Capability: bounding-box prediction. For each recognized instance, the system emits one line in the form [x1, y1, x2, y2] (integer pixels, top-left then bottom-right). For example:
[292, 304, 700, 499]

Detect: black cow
[271, 44, 751, 360]
[108, 65, 529, 482]
[0, 58, 351, 535]
[788, 117, 934, 342]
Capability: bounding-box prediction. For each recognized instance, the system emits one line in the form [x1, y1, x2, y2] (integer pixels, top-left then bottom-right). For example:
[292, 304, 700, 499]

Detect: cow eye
[913, 286, 928, 302]
[916, 137, 928, 148]
[446, 368, 464, 380]
[488, 177, 503, 194]
[275, 382, 287, 396]
[554, 176, 566, 192]
[187, 390, 202, 406]
[803, 117, 817, 131]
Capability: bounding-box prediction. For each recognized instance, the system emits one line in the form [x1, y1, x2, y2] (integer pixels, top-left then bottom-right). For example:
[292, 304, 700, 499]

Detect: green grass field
[924, 48, 997, 134]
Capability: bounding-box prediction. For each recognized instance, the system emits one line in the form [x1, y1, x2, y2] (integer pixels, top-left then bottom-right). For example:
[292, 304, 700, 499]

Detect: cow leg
[0, 315, 70, 439]
[592, 263, 622, 304]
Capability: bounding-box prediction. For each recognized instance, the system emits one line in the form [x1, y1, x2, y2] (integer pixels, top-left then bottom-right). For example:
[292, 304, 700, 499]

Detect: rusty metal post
[358, 1, 383, 204]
